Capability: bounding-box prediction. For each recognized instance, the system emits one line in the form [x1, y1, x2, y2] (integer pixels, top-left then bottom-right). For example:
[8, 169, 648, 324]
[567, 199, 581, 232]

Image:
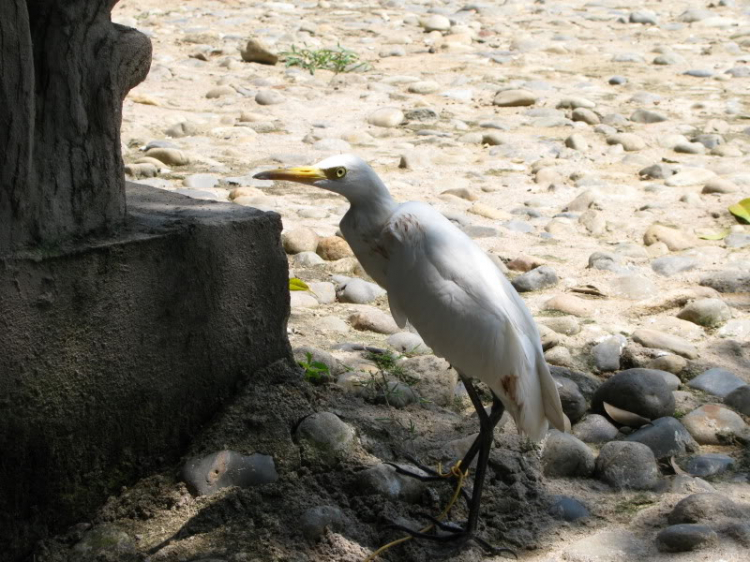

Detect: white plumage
[255, 153, 565, 440]
[383, 201, 564, 440]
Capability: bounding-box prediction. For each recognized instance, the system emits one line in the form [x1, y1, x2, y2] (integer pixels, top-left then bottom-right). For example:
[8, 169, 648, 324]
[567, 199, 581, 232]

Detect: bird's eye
[335, 167, 347, 178]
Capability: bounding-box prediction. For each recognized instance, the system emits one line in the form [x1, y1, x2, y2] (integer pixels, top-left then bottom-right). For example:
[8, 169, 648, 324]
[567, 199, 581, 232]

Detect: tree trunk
[0, 0, 35, 251]
[0, 0, 152, 254]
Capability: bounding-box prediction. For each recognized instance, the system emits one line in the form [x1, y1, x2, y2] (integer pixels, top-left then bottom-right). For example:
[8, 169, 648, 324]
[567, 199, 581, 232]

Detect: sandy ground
[34, 0, 750, 561]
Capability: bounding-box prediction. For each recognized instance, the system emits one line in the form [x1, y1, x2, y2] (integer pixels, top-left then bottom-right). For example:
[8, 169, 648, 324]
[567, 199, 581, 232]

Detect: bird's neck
[342, 183, 397, 247]
[347, 175, 398, 220]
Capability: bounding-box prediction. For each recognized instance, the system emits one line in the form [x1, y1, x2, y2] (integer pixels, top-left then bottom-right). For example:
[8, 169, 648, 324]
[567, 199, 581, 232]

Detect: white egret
[254, 154, 565, 553]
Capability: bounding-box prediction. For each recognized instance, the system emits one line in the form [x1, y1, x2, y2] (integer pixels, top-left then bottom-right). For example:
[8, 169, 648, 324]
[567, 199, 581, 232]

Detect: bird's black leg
[458, 376, 506, 473]
[384, 374, 514, 557]
[456, 374, 503, 535]
[390, 377, 505, 482]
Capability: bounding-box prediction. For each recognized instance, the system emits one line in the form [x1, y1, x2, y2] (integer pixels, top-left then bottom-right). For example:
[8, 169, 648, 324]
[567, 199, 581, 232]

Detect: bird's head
[253, 154, 388, 203]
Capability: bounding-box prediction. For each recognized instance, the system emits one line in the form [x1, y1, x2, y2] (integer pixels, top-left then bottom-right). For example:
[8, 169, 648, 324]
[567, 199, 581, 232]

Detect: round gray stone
[657, 524, 718, 552]
[631, 329, 697, 359]
[639, 163, 675, 179]
[681, 404, 748, 445]
[571, 108, 600, 125]
[588, 251, 623, 272]
[166, 120, 203, 138]
[625, 417, 698, 459]
[550, 366, 601, 400]
[606, 133, 645, 151]
[688, 368, 746, 398]
[146, 147, 189, 166]
[511, 265, 559, 292]
[668, 493, 744, 524]
[293, 346, 344, 378]
[699, 271, 750, 293]
[670, 474, 715, 494]
[401, 355, 455, 407]
[493, 89, 537, 107]
[679, 9, 712, 22]
[630, 108, 667, 123]
[255, 90, 285, 105]
[685, 453, 735, 478]
[592, 335, 626, 372]
[596, 441, 660, 490]
[408, 80, 439, 94]
[593, 368, 675, 421]
[654, 53, 683, 65]
[693, 134, 723, 149]
[419, 14, 451, 32]
[367, 107, 405, 128]
[387, 332, 430, 354]
[629, 11, 658, 25]
[182, 450, 278, 496]
[674, 142, 705, 155]
[572, 414, 619, 444]
[376, 381, 419, 408]
[296, 412, 356, 468]
[651, 256, 698, 277]
[357, 463, 426, 502]
[542, 430, 595, 477]
[548, 496, 590, 521]
[349, 309, 399, 334]
[282, 227, 319, 254]
[724, 385, 750, 416]
[684, 69, 713, 77]
[554, 376, 587, 422]
[336, 278, 386, 304]
[677, 298, 732, 327]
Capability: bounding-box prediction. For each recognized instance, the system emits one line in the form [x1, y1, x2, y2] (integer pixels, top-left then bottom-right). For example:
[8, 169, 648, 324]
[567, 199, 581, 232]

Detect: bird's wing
[381, 202, 564, 440]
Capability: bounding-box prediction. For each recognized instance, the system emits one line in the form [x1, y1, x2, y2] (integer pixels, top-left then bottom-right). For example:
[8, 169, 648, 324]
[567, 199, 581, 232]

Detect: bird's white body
[378, 202, 563, 440]
[261, 154, 565, 440]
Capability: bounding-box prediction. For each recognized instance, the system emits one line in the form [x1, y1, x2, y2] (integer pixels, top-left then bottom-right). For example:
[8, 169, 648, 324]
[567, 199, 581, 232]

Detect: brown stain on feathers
[501, 373, 518, 403]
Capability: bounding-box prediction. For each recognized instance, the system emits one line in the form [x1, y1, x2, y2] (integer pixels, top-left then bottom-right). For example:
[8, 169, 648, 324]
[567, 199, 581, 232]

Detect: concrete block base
[0, 183, 291, 560]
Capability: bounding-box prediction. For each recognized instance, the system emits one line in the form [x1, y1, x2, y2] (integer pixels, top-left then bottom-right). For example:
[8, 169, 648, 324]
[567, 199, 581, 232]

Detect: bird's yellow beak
[253, 166, 326, 184]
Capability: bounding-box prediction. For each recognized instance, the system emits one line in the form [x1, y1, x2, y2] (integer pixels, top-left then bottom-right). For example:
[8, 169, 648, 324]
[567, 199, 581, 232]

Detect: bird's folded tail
[537, 355, 566, 433]
[489, 327, 566, 441]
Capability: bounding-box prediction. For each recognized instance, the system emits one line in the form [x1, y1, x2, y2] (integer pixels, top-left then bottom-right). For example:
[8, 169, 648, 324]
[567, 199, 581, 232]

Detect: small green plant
[365, 349, 418, 385]
[298, 352, 330, 383]
[356, 372, 401, 403]
[280, 43, 367, 75]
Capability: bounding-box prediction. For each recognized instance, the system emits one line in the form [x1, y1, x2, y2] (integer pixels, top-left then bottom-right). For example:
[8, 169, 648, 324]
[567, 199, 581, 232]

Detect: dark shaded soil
[32, 359, 562, 562]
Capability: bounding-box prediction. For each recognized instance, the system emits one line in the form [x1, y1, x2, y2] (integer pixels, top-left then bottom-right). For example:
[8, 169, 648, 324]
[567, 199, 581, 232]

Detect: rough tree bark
[0, 1, 35, 251]
[0, 0, 152, 254]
